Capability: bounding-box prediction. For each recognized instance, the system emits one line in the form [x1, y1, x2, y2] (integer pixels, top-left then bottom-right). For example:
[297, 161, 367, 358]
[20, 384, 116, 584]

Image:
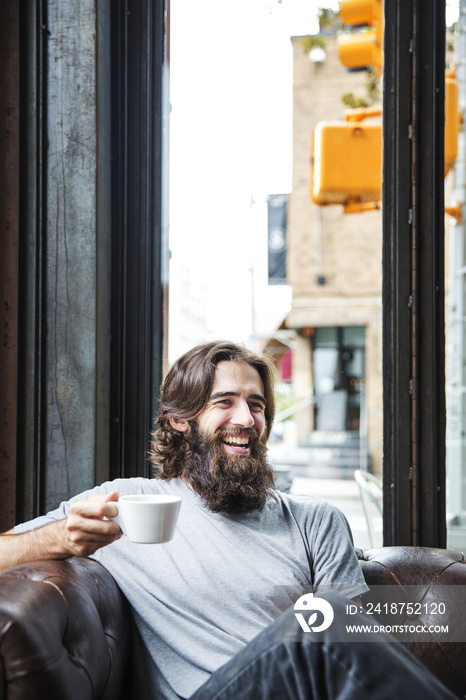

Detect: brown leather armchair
[0, 557, 131, 699]
[356, 547, 466, 698]
[0, 547, 465, 699]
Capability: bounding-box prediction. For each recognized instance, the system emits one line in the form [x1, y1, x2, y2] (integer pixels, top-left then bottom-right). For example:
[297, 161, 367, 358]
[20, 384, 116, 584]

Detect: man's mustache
[216, 426, 260, 440]
[186, 425, 262, 447]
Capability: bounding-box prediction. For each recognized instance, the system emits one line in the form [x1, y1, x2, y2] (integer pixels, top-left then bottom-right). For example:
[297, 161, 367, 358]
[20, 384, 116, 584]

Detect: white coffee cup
[111, 494, 181, 544]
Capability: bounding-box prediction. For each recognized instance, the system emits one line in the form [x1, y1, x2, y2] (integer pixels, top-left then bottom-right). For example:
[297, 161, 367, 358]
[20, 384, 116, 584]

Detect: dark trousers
[189, 594, 457, 700]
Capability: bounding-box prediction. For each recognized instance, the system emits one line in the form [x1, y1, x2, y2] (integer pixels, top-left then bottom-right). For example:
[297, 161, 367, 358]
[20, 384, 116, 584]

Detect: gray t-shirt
[15, 477, 368, 699]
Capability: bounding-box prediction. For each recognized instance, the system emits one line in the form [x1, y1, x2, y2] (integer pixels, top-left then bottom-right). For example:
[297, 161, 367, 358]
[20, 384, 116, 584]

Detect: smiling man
[0, 340, 455, 700]
[152, 348, 277, 514]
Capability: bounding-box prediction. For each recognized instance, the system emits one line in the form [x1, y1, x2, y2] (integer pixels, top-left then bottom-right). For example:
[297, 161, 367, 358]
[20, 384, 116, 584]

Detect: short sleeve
[309, 501, 369, 599]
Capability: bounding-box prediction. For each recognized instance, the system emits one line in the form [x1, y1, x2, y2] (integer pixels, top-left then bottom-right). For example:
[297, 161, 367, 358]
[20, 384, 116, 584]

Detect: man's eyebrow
[250, 393, 267, 405]
[210, 391, 267, 405]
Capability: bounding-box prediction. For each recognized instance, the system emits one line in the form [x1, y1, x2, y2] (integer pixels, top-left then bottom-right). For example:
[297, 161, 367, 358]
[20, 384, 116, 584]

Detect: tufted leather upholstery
[356, 547, 466, 698]
[0, 547, 465, 698]
[0, 557, 131, 700]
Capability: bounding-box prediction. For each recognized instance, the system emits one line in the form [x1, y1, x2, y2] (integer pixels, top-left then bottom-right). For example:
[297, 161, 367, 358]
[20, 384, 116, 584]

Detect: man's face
[196, 360, 267, 455]
[178, 360, 275, 514]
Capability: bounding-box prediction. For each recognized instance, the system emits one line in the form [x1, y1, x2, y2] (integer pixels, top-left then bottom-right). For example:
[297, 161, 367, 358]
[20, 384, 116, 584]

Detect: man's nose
[230, 401, 255, 428]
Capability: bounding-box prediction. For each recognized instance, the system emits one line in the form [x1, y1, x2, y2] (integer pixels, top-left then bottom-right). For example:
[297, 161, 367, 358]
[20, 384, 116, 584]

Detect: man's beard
[181, 422, 276, 515]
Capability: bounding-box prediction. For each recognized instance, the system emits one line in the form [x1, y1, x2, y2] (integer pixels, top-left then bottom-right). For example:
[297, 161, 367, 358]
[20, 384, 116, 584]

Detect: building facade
[285, 34, 383, 474]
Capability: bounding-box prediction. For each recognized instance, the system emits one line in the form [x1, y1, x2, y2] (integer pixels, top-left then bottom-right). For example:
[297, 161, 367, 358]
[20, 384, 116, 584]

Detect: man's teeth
[223, 436, 250, 446]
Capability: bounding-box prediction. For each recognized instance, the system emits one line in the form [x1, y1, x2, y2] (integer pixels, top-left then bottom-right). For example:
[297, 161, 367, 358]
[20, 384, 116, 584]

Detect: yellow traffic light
[340, 0, 379, 25]
[337, 0, 383, 77]
[311, 62, 459, 213]
[311, 121, 382, 206]
[337, 32, 380, 74]
[445, 70, 460, 177]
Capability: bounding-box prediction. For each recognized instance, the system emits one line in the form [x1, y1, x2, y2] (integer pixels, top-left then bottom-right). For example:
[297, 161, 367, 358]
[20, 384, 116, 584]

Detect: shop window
[312, 326, 365, 433]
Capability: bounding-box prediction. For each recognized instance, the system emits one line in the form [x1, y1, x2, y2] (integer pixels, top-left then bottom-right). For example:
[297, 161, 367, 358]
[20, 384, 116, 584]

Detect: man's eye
[249, 403, 265, 412]
[216, 399, 232, 406]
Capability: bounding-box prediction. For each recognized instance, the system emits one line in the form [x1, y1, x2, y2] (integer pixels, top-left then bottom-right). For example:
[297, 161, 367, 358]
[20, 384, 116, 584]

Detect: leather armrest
[357, 546, 466, 698]
[0, 557, 131, 700]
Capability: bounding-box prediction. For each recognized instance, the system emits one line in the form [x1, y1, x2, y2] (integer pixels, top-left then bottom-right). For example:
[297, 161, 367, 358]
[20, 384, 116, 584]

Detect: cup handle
[110, 502, 125, 534]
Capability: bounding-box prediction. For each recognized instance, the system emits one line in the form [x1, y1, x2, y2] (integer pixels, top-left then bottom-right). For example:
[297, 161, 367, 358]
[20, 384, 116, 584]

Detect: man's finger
[69, 498, 118, 520]
[86, 490, 119, 504]
[67, 512, 120, 534]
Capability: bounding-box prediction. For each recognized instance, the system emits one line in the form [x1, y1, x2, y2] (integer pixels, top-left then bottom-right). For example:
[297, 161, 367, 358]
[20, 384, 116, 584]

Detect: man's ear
[169, 416, 190, 433]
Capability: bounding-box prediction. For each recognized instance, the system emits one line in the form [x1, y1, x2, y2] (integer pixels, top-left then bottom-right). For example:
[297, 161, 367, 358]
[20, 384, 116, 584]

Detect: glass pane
[169, 1, 382, 549]
[446, 0, 464, 550]
[314, 326, 338, 346]
[342, 326, 365, 347]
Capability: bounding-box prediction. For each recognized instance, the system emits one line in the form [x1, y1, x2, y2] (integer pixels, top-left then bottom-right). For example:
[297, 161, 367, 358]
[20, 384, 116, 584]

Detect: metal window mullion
[410, 0, 421, 545]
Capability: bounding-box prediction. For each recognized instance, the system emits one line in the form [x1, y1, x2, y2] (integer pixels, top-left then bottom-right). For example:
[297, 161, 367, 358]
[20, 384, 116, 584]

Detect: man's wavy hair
[149, 340, 277, 478]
